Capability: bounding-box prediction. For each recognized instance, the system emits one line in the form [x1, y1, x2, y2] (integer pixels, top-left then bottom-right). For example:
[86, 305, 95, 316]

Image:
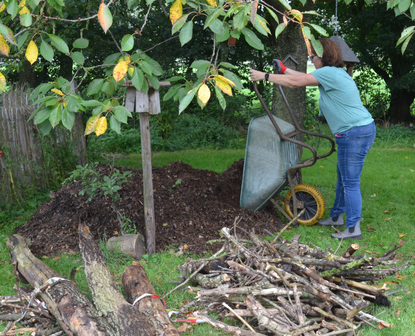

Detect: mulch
[15, 159, 285, 256]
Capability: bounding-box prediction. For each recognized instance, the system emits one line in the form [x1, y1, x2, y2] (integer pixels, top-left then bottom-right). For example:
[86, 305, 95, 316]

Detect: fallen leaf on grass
[395, 310, 401, 317]
[399, 234, 407, 238]
[177, 323, 193, 332]
[379, 321, 391, 330]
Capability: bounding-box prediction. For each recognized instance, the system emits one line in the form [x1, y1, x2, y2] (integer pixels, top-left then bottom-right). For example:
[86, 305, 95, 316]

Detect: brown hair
[312, 38, 344, 68]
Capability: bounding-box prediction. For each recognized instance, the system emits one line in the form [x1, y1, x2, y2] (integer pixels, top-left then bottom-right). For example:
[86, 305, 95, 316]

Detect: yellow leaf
[51, 88, 64, 96]
[301, 25, 312, 55]
[25, 40, 38, 65]
[128, 66, 134, 77]
[85, 115, 100, 135]
[98, 2, 113, 34]
[198, 83, 211, 105]
[19, 5, 30, 15]
[214, 76, 232, 96]
[289, 9, 303, 23]
[0, 3, 5, 12]
[19, 0, 26, 8]
[0, 72, 6, 93]
[113, 60, 129, 82]
[170, 0, 182, 25]
[206, 0, 217, 6]
[95, 117, 107, 136]
[0, 35, 10, 56]
[215, 75, 236, 86]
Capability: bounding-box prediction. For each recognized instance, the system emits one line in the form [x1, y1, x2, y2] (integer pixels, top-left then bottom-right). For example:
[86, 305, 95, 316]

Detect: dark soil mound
[16, 159, 284, 256]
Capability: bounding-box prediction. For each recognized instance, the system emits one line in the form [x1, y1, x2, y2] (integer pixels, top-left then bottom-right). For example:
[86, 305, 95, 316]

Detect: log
[79, 223, 179, 336]
[107, 234, 146, 260]
[342, 244, 359, 258]
[7, 234, 114, 336]
[121, 262, 181, 336]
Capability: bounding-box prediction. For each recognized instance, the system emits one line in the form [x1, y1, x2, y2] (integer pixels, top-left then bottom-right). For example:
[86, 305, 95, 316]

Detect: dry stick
[222, 302, 257, 333]
[0, 322, 12, 336]
[272, 209, 306, 243]
[164, 243, 227, 297]
[320, 330, 355, 336]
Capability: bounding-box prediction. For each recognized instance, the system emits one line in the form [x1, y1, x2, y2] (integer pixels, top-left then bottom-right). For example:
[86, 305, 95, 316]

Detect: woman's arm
[249, 69, 320, 88]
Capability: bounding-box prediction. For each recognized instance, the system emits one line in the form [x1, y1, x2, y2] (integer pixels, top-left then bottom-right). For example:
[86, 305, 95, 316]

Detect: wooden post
[125, 82, 170, 256]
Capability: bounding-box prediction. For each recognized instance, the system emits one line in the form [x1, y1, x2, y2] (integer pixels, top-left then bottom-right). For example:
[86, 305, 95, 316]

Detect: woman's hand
[249, 69, 265, 82]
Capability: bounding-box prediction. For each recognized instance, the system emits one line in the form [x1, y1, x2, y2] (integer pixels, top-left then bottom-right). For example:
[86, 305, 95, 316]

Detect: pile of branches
[169, 226, 410, 336]
[0, 292, 61, 336]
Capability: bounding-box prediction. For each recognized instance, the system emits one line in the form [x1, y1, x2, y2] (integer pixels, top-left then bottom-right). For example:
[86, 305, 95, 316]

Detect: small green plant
[121, 215, 137, 234]
[63, 163, 132, 203]
[172, 179, 182, 188]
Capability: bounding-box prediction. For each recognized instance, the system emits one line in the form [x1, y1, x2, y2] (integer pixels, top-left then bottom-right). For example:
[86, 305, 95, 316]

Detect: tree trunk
[387, 89, 415, 124]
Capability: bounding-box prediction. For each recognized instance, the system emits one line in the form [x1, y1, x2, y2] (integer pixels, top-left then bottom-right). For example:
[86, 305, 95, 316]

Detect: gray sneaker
[318, 212, 345, 226]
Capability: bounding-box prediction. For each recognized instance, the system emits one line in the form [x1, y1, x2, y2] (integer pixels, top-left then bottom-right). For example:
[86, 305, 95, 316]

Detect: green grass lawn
[1, 146, 414, 335]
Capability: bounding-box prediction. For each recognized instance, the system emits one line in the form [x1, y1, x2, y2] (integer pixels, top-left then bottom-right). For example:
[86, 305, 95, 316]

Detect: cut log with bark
[6, 223, 180, 336]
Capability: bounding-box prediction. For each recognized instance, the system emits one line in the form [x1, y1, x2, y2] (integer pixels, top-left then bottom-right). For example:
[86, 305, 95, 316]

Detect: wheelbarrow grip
[273, 59, 282, 74]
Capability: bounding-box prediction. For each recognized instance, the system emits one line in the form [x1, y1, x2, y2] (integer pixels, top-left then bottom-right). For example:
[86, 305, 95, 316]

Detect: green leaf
[180, 21, 193, 46]
[147, 74, 160, 90]
[222, 70, 243, 90]
[411, 4, 415, 20]
[277, 0, 291, 10]
[266, 7, 279, 24]
[66, 94, 83, 112]
[49, 105, 62, 128]
[254, 15, 270, 36]
[165, 75, 185, 82]
[396, 25, 415, 45]
[87, 79, 104, 96]
[121, 34, 134, 51]
[101, 80, 115, 96]
[62, 108, 75, 130]
[82, 100, 102, 107]
[73, 38, 89, 49]
[127, 0, 140, 9]
[57, 77, 72, 94]
[233, 10, 248, 31]
[17, 31, 30, 50]
[138, 60, 153, 75]
[172, 14, 189, 34]
[34, 107, 51, 125]
[241, 27, 264, 50]
[220, 62, 238, 69]
[6, 0, 18, 19]
[40, 41, 54, 62]
[204, 7, 225, 30]
[20, 13, 32, 27]
[48, 34, 70, 54]
[39, 120, 53, 136]
[110, 115, 121, 134]
[401, 35, 412, 54]
[45, 98, 59, 106]
[0, 24, 17, 45]
[215, 84, 226, 110]
[104, 53, 121, 66]
[113, 106, 129, 123]
[163, 83, 182, 101]
[275, 22, 285, 39]
[209, 19, 225, 35]
[311, 39, 323, 57]
[71, 51, 85, 65]
[191, 60, 210, 69]
[179, 86, 198, 114]
[310, 23, 328, 37]
[131, 66, 145, 91]
[215, 29, 230, 43]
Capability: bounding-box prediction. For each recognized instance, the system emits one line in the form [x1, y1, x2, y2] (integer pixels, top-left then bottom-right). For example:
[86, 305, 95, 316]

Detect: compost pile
[172, 228, 408, 335]
[15, 159, 283, 257]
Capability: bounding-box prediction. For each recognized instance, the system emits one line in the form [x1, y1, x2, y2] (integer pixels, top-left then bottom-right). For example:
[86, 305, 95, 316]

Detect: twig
[0, 322, 12, 336]
[222, 302, 256, 333]
[164, 243, 227, 297]
[320, 329, 355, 336]
[272, 209, 305, 243]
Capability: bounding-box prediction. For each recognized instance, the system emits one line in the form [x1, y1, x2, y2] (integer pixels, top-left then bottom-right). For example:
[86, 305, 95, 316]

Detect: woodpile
[168, 227, 409, 336]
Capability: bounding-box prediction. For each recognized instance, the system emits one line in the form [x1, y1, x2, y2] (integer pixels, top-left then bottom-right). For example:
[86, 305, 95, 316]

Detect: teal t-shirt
[312, 66, 374, 134]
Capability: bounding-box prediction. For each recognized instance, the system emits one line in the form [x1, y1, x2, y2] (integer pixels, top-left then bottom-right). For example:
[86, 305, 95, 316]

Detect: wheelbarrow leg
[270, 198, 293, 222]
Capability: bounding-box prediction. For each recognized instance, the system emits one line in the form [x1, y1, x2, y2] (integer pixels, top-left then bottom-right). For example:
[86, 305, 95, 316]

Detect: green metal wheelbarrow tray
[240, 60, 335, 226]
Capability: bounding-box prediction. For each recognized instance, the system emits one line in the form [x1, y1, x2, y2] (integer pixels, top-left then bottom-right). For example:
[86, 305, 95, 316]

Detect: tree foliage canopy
[0, 0, 413, 135]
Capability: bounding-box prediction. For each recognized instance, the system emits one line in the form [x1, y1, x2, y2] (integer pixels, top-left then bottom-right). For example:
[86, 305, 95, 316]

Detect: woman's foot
[319, 212, 345, 226]
[331, 221, 362, 240]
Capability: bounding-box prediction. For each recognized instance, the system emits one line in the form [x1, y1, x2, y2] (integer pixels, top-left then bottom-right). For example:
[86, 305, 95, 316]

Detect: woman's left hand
[249, 69, 265, 82]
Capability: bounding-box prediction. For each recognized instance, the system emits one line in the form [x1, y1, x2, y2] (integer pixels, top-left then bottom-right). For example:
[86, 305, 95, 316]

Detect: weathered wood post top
[124, 80, 170, 257]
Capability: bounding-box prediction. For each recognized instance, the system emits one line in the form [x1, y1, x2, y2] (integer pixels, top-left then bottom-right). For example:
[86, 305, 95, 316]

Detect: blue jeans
[330, 122, 376, 228]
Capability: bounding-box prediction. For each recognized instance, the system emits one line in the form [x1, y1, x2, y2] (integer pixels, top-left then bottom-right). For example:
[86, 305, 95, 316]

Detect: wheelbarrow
[240, 60, 335, 225]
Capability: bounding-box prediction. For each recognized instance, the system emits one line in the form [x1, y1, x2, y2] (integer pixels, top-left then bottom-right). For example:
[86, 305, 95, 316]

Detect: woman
[249, 38, 376, 240]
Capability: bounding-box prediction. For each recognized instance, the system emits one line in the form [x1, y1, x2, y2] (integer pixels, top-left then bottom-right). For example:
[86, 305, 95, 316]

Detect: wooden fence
[0, 87, 86, 204]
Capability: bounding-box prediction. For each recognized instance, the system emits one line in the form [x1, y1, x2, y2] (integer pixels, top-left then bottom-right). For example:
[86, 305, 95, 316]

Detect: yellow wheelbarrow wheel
[284, 184, 325, 226]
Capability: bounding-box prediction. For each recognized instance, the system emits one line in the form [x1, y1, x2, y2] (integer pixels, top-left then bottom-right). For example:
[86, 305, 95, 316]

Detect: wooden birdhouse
[330, 36, 360, 76]
[123, 80, 170, 256]
[125, 81, 170, 114]
[282, 54, 299, 71]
